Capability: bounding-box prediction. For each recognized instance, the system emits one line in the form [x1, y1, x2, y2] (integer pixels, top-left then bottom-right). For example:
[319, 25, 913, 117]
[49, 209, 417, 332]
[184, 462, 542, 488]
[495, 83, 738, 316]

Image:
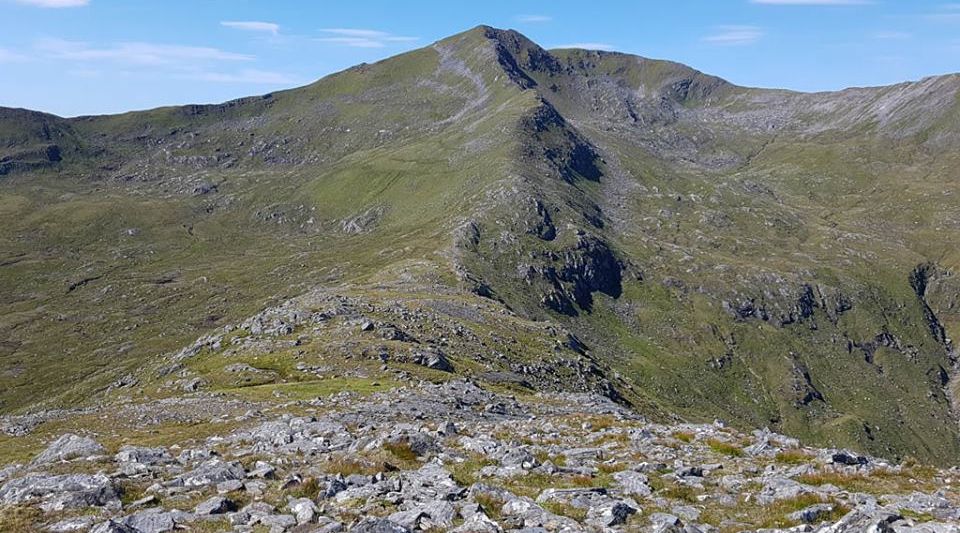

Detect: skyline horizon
[2, 0, 959, 117]
[9, 23, 960, 118]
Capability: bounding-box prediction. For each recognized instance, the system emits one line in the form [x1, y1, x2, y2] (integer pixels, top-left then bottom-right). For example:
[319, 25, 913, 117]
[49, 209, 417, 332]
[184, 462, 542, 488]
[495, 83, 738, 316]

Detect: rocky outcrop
[32, 434, 105, 464]
[723, 283, 852, 327]
[0, 473, 120, 511]
[910, 263, 954, 351]
[3, 380, 959, 532]
[520, 233, 623, 315]
[524, 100, 603, 183]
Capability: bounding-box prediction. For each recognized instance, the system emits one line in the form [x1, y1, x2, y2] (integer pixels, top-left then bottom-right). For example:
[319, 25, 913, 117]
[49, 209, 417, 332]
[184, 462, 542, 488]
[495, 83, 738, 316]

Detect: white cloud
[0, 47, 28, 62]
[186, 68, 297, 84]
[552, 42, 616, 51]
[221, 21, 279, 35]
[14, 0, 88, 7]
[703, 25, 764, 45]
[315, 28, 417, 48]
[36, 38, 253, 65]
[517, 15, 552, 23]
[750, 0, 872, 4]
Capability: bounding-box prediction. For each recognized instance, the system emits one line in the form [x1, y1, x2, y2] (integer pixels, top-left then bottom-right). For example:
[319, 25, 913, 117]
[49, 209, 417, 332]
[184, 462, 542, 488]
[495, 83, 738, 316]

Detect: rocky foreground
[0, 380, 958, 532]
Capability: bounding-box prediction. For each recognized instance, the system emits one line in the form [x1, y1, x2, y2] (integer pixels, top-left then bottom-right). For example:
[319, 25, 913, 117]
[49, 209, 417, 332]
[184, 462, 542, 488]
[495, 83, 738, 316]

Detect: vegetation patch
[775, 449, 813, 464]
[706, 438, 744, 457]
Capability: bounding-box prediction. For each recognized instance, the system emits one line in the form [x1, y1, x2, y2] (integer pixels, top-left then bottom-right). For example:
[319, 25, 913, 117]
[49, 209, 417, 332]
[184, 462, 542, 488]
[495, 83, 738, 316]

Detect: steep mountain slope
[450, 29, 960, 464]
[0, 26, 958, 465]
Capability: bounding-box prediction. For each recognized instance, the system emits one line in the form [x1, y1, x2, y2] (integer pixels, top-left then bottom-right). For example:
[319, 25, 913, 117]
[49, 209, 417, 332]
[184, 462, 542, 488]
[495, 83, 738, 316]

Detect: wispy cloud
[552, 42, 616, 51]
[516, 15, 552, 23]
[750, 0, 872, 4]
[315, 28, 417, 48]
[185, 68, 297, 85]
[221, 21, 279, 35]
[703, 25, 764, 45]
[36, 38, 253, 65]
[0, 48, 28, 62]
[14, 0, 88, 7]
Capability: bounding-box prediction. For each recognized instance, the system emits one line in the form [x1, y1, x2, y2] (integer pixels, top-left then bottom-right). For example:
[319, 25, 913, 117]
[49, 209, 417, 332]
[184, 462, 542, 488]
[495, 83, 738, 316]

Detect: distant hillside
[1, 25, 959, 465]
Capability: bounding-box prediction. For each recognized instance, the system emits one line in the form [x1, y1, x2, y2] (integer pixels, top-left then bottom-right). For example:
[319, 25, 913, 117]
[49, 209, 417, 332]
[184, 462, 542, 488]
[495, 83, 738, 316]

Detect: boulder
[177, 459, 245, 487]
[348, 517, 411, 532]
[449, 512, 503, 533]
[89, 521, 137, 533]
[587, 501, 637, 527]
[788, 503, 835, 523]
[194, 495, 235, 515]
[115, 446, 173, 465]
[47, 516, 97, 532]
[119, 508, 192, 533]
[33, 434, 105, 464]
[831, 451, 868, 466]
[0, 473, 119, 510]
[289, 497, 319, 524]
[258, 513, 297, 529]
[613, 470, 652, 497]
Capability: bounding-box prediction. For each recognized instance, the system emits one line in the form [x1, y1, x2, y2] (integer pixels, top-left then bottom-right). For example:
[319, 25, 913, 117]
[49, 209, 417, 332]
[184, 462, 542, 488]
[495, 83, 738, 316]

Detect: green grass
[542, 501, 588, 521]
[448, 454, 497, 486]
[383, 441, 419, 462]
[707, 438, 745, 457]
[473, 493, 505, 521]
[0, 505, 42, 532]
[700, 493, 849, 531]
[1, 24, 960, 468]
[775, 449, 813, 465]
[899, 509, 935, 523]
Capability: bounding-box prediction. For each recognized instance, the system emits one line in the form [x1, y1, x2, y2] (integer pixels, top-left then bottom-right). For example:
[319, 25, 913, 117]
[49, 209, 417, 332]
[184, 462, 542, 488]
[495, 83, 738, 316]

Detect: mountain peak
[2, 20, 960, 477]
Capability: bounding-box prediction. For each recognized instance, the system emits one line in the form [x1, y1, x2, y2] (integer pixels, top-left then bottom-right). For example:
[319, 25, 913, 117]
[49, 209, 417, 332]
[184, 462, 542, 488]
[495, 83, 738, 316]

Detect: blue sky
[1, 0, 959, 117]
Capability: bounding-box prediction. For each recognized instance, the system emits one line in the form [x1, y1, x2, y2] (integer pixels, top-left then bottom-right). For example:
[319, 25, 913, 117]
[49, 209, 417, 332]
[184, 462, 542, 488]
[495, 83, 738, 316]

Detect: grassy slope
[1, 26, 959, 464]
[0, 27, 534, 411]
[528, 48, 960, 463]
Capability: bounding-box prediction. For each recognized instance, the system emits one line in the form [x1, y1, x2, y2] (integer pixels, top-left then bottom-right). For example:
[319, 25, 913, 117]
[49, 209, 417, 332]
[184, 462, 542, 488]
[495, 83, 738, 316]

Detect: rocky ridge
[0, 380, 958, 532]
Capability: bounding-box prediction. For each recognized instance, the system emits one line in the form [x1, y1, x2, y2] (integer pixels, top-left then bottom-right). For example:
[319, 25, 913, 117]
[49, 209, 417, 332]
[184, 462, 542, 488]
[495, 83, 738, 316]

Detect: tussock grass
[706, 438, 744, 457]
[775, 449, 813, 464]
[542, 501, 588, 521]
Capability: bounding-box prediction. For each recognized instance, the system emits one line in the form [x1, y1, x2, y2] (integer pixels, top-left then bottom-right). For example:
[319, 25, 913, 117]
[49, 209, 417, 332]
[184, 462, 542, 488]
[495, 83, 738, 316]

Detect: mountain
[1, 25, 959, 469]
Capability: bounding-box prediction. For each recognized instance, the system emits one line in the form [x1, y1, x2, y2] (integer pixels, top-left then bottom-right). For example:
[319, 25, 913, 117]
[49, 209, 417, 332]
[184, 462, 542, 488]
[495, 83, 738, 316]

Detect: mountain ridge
[1, 25, 959, 469]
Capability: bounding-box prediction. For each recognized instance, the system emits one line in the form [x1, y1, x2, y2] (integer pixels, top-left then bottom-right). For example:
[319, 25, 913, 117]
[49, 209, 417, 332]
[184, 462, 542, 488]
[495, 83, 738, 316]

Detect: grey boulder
[33, 434, 105, 464]
[0, 473, 119, 511]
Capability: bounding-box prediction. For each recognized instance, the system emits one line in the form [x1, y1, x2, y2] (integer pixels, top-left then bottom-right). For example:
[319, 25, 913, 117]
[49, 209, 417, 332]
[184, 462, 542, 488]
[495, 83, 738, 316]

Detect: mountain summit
[1, 25, 959, 470]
